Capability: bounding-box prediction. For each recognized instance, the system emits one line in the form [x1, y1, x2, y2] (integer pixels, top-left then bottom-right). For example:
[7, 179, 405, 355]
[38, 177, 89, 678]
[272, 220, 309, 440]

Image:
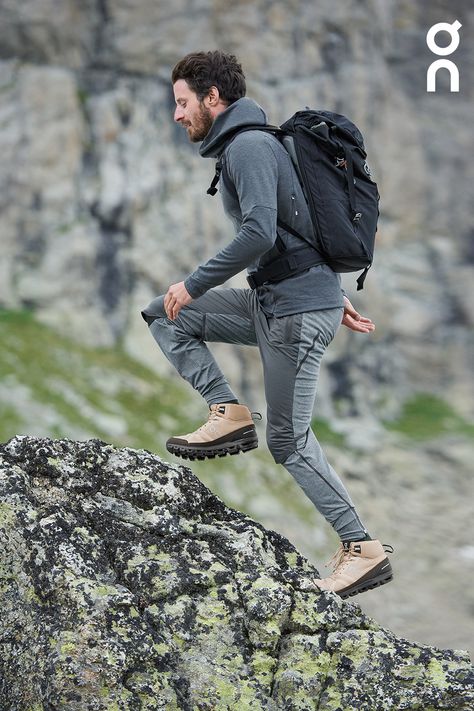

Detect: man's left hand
[342, 296, 375, 333]
[164, 281, 193, 320]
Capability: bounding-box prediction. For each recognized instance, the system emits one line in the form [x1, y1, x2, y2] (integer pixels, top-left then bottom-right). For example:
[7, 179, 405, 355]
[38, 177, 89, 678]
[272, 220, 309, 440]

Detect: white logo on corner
[426, 20, 462, 93]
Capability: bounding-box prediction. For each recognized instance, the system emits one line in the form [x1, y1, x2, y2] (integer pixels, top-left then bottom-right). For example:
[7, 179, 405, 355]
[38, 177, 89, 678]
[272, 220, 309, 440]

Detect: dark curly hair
[171, 50, 246, 105]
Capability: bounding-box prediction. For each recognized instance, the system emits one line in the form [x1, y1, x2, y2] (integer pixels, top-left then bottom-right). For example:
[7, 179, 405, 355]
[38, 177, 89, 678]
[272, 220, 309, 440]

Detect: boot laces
[194, 408, 221, 435]
[324, 544, 352, 576]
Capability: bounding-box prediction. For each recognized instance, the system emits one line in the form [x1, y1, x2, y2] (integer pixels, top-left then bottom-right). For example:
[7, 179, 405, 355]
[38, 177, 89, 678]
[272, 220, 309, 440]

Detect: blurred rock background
[0, 0, 473, 654]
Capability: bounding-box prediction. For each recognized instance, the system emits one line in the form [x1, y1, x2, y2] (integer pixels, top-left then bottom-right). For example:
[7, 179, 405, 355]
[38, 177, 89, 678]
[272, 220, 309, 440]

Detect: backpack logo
[363, 160, 374, 180]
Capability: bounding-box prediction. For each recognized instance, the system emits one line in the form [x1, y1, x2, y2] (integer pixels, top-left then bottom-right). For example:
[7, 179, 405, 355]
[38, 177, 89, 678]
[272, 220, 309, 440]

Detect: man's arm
[183, 135, 279, 299]
[165, 136, 280, 319]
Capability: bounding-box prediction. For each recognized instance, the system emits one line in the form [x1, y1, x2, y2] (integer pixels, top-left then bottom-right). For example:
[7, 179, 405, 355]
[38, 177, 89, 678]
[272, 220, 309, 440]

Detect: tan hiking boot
[313, 540, 393, 598]
[166, 403, 259, 461]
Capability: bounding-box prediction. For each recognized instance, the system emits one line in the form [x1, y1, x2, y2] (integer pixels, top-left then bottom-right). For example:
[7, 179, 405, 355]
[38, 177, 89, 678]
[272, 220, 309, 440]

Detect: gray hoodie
[184, 97, 344, 316]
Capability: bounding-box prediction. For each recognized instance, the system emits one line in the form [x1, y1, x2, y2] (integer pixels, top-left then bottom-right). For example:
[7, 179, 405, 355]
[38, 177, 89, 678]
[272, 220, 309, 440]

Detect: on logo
[426, 20, 462, 92]
[363, 161, 374, 181]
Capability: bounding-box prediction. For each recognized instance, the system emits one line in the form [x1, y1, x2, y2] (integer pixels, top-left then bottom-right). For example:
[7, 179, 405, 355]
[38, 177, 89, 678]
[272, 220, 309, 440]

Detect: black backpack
[207, 108, 380, 291]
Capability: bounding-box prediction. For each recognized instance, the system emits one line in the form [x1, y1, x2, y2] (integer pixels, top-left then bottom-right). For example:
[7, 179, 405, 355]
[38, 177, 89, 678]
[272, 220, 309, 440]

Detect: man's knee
[266, 426, 296, 464]
[141, 310, 155, 326]
[267, 425, 310, 464]
[140, 295, 166, 327]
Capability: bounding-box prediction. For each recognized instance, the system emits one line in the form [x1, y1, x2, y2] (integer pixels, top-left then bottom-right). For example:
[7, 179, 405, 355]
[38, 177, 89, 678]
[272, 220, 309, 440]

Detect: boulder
[0, 436, 472, 710]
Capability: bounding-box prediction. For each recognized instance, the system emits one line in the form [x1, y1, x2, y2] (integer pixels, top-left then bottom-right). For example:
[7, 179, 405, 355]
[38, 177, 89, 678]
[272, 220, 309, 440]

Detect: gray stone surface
[0, 435, 473, 710]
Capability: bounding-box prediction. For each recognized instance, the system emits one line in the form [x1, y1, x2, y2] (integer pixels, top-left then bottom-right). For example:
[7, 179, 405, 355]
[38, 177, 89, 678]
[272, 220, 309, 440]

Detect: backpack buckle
[286, 254, 299, 271]
[206, 160, 222, 196]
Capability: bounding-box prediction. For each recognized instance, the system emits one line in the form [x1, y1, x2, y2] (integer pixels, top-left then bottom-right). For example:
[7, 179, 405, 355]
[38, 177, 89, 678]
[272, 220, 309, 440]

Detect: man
[141, 50, 393, 598]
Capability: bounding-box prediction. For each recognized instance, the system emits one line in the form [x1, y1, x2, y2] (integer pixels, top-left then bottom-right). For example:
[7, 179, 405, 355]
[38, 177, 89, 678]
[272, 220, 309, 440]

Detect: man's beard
[187, 102, 213, 143]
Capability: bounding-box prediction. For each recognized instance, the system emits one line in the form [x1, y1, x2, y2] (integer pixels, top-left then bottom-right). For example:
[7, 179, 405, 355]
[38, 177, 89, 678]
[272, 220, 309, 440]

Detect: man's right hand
[164, 281, 193, 320]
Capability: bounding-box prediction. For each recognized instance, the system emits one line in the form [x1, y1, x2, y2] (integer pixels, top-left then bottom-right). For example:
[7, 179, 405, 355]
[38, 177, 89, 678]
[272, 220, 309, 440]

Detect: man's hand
[342, 296, 375, 333]
[164, 281, 193, 320]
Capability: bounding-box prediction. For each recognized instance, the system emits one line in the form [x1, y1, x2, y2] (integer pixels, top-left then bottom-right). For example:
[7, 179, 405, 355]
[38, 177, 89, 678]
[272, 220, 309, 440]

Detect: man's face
[173, 79, 214, 143]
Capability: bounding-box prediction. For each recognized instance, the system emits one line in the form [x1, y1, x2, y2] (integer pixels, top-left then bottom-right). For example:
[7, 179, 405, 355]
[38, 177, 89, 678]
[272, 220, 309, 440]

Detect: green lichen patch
[320, 629, 473, 710]
[290, 589, 377, 636]
[272, 633, 331, 709]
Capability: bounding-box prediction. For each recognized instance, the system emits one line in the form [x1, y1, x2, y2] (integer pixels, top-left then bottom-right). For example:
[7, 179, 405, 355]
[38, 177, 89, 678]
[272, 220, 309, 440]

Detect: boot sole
[339, 559, 393, 599]
[166, 435, 258, 461]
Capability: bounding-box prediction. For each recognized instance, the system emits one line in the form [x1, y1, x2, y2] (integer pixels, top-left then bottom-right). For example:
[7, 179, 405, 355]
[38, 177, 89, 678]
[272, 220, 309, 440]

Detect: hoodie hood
[199, 97, 268, 159]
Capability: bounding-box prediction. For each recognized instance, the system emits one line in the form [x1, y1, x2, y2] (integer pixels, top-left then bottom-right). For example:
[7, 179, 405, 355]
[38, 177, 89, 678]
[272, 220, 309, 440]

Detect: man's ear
[207, 85, 220, 106]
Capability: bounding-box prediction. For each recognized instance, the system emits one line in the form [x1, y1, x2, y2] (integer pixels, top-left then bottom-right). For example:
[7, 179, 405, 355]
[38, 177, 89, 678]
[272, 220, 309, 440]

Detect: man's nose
[174, 106, 184, 122]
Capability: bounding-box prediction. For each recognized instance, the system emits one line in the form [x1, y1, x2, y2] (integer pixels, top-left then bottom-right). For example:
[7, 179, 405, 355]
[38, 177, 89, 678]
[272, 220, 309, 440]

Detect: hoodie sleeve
[184, 134, 278, 298]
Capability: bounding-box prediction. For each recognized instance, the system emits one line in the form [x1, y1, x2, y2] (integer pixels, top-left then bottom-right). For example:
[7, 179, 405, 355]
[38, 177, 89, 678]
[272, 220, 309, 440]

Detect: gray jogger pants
[141, 288, 368, 541]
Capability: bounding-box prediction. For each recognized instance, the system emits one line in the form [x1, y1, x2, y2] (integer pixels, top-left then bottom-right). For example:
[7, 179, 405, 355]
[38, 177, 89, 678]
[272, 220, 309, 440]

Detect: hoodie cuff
[184, 275, 208, 300]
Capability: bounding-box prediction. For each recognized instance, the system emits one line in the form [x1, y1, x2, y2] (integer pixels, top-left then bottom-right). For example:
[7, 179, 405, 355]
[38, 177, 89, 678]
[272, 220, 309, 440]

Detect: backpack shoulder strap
[206, 125, 283, 196]
[206, 125, 310, 253]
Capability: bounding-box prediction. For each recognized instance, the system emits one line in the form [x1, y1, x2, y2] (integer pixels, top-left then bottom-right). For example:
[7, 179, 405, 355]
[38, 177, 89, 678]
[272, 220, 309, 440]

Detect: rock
[0, 436, 472, 710]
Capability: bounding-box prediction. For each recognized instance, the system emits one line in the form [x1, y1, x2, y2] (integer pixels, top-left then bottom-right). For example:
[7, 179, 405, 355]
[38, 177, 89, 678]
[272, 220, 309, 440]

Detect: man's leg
[141, 288, 257, 405]
[141, 288, 259, 459]
[255, 306, 392, 596]
[255, 306, 368, 540]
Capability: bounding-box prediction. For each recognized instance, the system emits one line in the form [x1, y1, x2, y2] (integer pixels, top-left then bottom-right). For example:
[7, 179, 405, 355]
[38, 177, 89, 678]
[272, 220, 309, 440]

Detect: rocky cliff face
[0, 436, 473, 710]
[0, 0, 473, 419]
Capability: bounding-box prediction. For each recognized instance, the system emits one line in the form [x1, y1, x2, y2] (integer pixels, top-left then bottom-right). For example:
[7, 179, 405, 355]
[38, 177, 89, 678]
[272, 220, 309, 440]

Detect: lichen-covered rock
[0, 436, 472, 710]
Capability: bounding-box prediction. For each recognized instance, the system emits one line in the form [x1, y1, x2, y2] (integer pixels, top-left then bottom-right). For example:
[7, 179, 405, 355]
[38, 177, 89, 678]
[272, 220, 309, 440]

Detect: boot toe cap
[166, 436, 190, 446]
